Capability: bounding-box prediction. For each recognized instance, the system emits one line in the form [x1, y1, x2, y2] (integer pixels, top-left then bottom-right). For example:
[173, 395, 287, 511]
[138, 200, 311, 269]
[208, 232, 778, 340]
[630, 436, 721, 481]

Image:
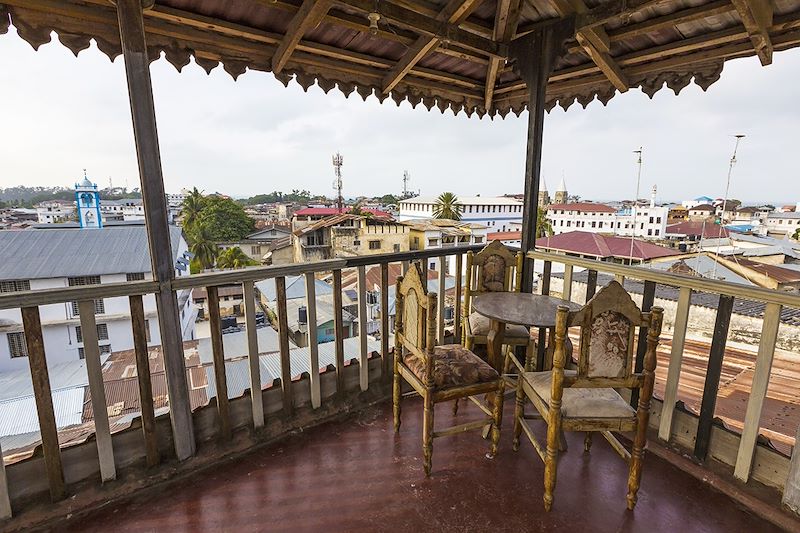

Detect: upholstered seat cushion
[522, 371, 635, 419]
[469, 312, 530, 339]
[403, 344, 499, 389]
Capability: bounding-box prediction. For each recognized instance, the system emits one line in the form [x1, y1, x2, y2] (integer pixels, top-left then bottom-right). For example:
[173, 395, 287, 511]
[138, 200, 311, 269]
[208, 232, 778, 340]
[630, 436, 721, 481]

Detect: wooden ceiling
[2, 0, 799, 117]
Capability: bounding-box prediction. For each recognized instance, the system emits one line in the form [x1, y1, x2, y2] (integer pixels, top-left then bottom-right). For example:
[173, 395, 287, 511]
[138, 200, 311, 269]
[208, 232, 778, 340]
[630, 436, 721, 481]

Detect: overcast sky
[1, 26, 798, 205]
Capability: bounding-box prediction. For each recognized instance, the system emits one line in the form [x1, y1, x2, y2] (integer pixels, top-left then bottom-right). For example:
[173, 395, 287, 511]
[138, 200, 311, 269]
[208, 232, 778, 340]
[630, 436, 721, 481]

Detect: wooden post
[454, 253, 463, 344]
[511, 19, 575, 292]
[207, 286, 231, 440]
[438, 256, 446, 343]
[0, 441, 9, 519]
[658, 287, 691, 442]
[304, 272, 321, 408]
[129, 295, 159, 467]
[735, 302, 781, 481]
[78, 300, 116, 482]
[380, 262, 390, 380]
[332, 269, 346, 394]
[540, 261, 552, 295]
[585, 269, 598, 302]
[115, 0, 194, 460]
[694, 294, 735, 460]
[357, 265, 369, 391]
[631, 280, 656, 408]
[243, 281, 264, 429]
[275, 277, 293, 415]
[22, 307, 66, 501]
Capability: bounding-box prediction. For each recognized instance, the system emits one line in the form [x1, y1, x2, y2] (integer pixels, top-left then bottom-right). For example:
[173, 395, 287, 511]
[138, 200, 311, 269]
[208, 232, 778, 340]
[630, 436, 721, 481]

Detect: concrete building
[553, 177, 568, 204]
[292, 214, 409, 263]
[0, 225, 196, 373]
[122, 199, 145, 221]
[682, 196, 714, 209]
[35, 200, 75, 224]
[538, 178, 550, 207]
[547, 202, 617, 235]
[398, 196, 523, 232]
[217, 226, 292, 263]
[402, 218, 488, 272]
[765, 212, 800, 237]
[688, 204, 716, 219]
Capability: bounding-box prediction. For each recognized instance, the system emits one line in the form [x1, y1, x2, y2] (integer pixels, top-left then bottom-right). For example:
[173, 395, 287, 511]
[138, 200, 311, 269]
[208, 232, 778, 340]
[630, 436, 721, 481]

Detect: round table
[472, 293, 581, 372]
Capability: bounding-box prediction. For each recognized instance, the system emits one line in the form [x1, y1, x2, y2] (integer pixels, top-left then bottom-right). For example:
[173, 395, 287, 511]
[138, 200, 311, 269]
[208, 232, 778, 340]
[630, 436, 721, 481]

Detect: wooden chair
[462, 240, 536, 368]
[393, 263, 505, 476]
[508, 280, 663, 511]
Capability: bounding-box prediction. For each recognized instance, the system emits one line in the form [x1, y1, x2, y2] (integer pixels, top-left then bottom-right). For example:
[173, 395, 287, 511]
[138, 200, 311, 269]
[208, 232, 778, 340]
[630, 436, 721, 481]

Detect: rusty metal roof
[2, 0, 799, 117]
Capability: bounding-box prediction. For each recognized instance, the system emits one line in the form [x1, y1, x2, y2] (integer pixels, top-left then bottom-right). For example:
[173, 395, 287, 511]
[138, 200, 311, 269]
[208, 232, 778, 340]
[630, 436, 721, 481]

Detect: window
[656, 217, 662, 223]
[393, 244, 401, 253]
[251, 245, 261, 255]
[71, 299, 105, 316]
[76, 323, 109, 343]
[78, 344, 113, 359]
[648, 229, 653, 236]
[649, 217, 654, 223]
[69, 276, 101, 286]
[474, 236, 484, 244]
[428, 238, 439, 247]
[126, 272, 145, 282]
[0, 280, 30, 293]
[7, 332, 27, 358]
[655, 229, 660, 236]
[368, 240, 381, 250]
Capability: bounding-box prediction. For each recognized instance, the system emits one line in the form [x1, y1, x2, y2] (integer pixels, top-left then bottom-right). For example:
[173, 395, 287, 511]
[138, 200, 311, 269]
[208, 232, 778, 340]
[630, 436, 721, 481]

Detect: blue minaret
[75, 170, 102, 229]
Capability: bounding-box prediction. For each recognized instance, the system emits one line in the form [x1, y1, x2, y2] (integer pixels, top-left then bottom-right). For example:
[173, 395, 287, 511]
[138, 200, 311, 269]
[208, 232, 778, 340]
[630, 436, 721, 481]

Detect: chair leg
[512, 374, 525, 452]
[423, 394, 434, 476]
[393, 359, 401, 433]
[584, 432, 593, 453]
[543, 415, 561, 511]
[524, 339, 535, 372]
[489, 380, 505, 457]
[452, 399, 460, 416]
[559, 430, 568, 452]
[627, 424, 648, 510]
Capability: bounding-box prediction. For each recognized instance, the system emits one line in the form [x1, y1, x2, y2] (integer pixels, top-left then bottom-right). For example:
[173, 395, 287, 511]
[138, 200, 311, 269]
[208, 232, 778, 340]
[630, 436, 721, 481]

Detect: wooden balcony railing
[527, 249, 800, 506]
[0, 245, 482, 521]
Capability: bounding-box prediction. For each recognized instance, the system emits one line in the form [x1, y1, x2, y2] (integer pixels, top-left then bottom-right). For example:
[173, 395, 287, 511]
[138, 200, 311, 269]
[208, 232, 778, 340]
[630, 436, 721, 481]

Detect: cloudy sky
[1, 26, 798, 205]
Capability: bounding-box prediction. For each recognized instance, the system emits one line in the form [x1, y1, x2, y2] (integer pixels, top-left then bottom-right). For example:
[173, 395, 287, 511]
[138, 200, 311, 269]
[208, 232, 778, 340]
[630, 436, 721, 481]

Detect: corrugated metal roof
[0, 226, 183, 280]
[0, 358, 93, 402]
[196, 325, 283, 364]
[650, 255, 755, 286]
[256, 276, 333, 301]
[0, 387, 84, 436]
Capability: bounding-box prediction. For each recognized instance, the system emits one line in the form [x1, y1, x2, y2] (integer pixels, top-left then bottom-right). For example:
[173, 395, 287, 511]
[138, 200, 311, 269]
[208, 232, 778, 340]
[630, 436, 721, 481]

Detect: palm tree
[190, 224, 218, 271]
[181, 187, 205, 231]
[536, 208, 553, 238]
[216, 247, 257, 269]
[432, 192, 462, 220]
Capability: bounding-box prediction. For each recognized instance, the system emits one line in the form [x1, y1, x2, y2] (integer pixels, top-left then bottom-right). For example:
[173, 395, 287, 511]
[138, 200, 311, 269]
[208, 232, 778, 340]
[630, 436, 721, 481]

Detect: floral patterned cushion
[468, 312, 530, 339]
[403, 344, 499, 389]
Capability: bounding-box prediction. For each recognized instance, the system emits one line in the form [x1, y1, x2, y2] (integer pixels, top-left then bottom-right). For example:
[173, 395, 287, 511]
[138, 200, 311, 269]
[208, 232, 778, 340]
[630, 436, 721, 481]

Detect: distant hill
[0, 186, 142, 208]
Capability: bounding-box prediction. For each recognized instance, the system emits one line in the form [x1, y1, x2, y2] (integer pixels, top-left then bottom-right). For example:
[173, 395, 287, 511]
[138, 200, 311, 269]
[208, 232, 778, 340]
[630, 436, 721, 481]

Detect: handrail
[527, 250, 800, 308]
[0, 280, 159, 311]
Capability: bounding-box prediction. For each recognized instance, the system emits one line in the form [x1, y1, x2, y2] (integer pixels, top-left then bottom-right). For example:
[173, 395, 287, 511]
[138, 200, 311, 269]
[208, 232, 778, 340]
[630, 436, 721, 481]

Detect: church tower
[554, 176, 568, 204]
[75, 171, 102, 229]
[538, 177, 550, 207]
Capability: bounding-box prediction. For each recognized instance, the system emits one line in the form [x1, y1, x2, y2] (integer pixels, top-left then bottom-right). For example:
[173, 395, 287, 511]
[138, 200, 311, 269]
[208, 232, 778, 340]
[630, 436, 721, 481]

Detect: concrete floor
[63, 398, 783, 533]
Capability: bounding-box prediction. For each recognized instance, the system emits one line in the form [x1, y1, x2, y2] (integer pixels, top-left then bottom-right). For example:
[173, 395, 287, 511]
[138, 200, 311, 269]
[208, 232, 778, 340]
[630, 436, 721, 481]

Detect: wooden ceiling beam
[484, 0, 521, 110]
[272, 0, 335, 73]
[730, 0, 774, 64]
[381, 0, 485, 93]
[551, 0, 629, 92]
[391, 0, 495, 37]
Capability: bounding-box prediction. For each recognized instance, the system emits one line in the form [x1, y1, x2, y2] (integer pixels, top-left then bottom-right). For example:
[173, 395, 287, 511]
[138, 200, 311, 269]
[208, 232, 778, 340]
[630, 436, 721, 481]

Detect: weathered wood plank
[21, 307, 66, 501]
[541, 260, 552, 295]
[207, 286, 232, 440]
[129, 294, 159, 467]
[562, 264, 573, 301]
[275, 277, 294, 415]
[272, 0, 335, 73]
[304, 272, 321, 409]
[438, 256, 446, 343]
[730, 0, 773, 65]
[380, 262, 390, 380]
[332, 269, 346, 394]
[78, 300, 116, 482]
[357, 265, 369, 391]
[115, 0, 195, 460]
[243, 280, 264, 429]
[484, 0, 521, 109]
[735, 302, 781, 481]
[585, 269, 598, 302]
[694, 294, 735, 460]
[631, 280, 655, 408]
[658, 286, 691, 442]
[454, 253, 463, 344]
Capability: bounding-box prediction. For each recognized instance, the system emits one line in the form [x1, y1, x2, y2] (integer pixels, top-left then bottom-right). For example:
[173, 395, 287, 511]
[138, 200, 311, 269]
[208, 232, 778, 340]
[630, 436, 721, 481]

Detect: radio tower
[332, 152, 344, 213]
[403, 170, 411, 198]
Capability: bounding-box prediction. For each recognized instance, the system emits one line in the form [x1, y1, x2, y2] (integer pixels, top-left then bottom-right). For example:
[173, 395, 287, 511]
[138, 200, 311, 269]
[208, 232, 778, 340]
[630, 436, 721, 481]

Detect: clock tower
[75, 170, 102, 229]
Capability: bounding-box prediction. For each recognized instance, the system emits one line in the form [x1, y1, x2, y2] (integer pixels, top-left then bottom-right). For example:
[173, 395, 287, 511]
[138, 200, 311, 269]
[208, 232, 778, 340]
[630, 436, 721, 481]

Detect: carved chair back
[395, 263, 437, 369]
[464, 241, 524, 316]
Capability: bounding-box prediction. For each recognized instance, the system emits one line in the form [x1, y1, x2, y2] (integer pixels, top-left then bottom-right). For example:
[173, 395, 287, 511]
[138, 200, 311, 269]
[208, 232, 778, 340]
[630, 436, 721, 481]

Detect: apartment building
[398, 196, 523, 232]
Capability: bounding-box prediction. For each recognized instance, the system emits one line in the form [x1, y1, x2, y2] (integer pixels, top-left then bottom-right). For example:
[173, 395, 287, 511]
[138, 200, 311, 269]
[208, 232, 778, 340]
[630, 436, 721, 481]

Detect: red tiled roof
[488, 231, 522, 241]
[547, 202, 616, 213]
[666, 220, 729, 239]
[538, 231, 678, 261]
[690, 204, 715, 211]
[294, 207, 391, 218]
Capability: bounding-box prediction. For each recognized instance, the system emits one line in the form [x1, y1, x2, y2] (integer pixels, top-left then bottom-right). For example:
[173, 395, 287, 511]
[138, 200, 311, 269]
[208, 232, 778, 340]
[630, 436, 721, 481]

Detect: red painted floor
[63, 398, 783, 533]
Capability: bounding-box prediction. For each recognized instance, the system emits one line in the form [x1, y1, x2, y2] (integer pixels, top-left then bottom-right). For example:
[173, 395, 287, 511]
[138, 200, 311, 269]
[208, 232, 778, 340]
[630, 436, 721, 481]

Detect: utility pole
[629, 147, 643, 265]
[402, 170, 411, 198]
[332, 152, 344, 213]
[712, 134, 745, 278]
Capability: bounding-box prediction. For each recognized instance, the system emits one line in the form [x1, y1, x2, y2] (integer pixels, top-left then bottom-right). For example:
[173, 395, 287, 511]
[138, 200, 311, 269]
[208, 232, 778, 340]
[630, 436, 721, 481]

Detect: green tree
[216, 247, 257, 269]
[432, 192, 462, 221]
[536, 209, 553, 238]
[379, 194, 399, 205]
[181, 187, 205, 231]
[194, 196, 255, 241]
[189, 225, 218, 271]
[793, 227, 800, 241]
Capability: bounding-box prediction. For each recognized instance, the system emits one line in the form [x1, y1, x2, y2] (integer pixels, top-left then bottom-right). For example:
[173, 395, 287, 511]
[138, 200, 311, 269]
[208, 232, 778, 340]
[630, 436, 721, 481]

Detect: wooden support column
[304, 272, 321, 409]
[332, 269, 346, 394]
[22, 307, 66, 501]
[207, 286, 232, 440]
[512, 19, 575, 292]
[694, 294, 735, 461]
[658, 286, 691, 442]
[243, 281, 264, 429]
[380, 263, 390, 380]
[357, 265, 369, 391]
[631, 280, 655, 408]
[129, 294, 159, 467]
[562, 264, 573, 301]
[115, 0, 194, 460]
[275, 277, 294, 415]
[540, 261, 552, 295]
[585, 269, 598, 302]
[454, 253, 463, 344]
[438, 256, 447, 343]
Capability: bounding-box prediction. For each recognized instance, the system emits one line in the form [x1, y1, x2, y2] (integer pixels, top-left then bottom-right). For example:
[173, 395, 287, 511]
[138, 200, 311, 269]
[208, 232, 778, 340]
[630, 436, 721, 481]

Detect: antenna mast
[629, 147, 643, 265]
[711, 134, 745, 278]
[403, 170, 411, 198]
[332, 152, 344, 213]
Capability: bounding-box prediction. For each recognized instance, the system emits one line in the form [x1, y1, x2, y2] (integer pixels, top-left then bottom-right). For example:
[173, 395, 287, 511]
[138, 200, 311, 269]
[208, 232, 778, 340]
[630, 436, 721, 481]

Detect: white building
[0, 225, 196, 373]
[547, 202, 668, 239]
[122, 199, 146, 221]
[36, 201, 75, 224]
[765, 212, 800, 236]
[398, 196, 523, 232]
[682, 196, 715, 209]
[402, 218, 488, 274]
